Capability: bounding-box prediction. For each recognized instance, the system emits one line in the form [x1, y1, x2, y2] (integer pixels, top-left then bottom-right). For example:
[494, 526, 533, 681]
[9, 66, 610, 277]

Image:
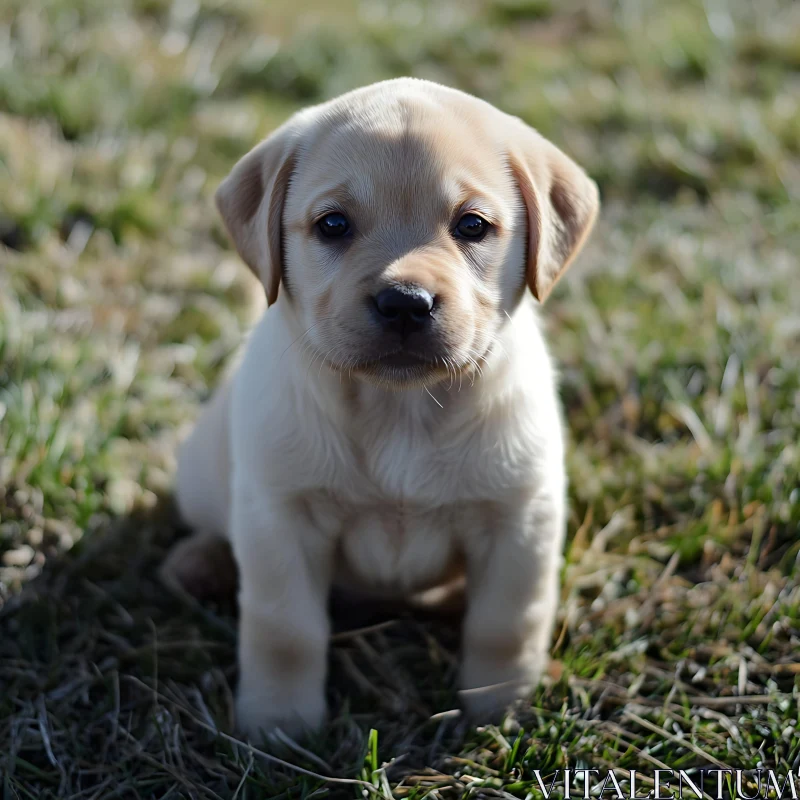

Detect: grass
[1, 0, 799, 796]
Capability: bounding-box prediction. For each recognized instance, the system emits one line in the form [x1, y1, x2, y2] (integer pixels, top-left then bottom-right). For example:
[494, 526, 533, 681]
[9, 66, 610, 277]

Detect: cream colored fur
[164, 78, 599, 739]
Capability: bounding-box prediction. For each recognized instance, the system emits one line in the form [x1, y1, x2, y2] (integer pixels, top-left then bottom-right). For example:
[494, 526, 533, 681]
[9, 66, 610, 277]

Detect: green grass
[1, 0, 799, 796]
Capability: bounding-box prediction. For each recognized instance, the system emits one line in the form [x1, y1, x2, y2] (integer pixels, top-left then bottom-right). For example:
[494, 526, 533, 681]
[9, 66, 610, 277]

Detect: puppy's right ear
[506, 118, 599, 304]
[215, 122, 299, 306]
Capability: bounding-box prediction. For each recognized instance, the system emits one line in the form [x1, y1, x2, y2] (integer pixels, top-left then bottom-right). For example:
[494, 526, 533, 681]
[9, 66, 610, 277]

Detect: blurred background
[1, 0, 799, 794]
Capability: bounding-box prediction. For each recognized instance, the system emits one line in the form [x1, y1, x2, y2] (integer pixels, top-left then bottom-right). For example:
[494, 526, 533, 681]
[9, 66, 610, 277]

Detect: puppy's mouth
[373, 349, 437, 370]
[337, 347, 452, 387]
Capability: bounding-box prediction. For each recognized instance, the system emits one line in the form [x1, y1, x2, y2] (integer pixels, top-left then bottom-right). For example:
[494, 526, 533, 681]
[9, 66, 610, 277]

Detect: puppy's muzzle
[372, 283, 435, 338]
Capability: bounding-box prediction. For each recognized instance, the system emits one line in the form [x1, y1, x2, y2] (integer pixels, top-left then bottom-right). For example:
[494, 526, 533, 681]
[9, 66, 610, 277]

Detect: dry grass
[1, 0, 799, 796]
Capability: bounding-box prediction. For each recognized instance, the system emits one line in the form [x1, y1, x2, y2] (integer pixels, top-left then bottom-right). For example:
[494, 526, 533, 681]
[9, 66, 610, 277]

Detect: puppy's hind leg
[160, 529, 239, 602]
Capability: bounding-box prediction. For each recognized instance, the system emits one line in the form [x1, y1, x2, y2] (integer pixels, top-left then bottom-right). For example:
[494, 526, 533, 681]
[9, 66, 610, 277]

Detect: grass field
[1, 0, 799, 796]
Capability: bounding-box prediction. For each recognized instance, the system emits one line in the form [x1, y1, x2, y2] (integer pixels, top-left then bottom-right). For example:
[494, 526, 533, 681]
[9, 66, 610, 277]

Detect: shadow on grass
[6, 497, 796, 797]
[0, 495, 478, 797]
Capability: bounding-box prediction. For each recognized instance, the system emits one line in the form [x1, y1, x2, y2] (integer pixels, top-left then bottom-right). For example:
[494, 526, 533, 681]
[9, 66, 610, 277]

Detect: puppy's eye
[317, 212, 350, 238]
[454, 213, 489, 240]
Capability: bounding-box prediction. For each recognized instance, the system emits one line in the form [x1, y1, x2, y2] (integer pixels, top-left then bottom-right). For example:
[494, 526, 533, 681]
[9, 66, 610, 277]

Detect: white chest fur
[228, 299, 564, 594]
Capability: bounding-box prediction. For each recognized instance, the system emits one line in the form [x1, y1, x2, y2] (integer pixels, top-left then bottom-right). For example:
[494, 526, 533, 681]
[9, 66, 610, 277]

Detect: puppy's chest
[334, 500, 471, 592]
[300, 419, 487, 593]
[328, 399, 492, 505]
[355, 424, 443, 500]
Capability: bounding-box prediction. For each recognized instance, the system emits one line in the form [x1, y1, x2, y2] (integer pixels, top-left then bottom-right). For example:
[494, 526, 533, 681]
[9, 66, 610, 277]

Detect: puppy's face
[216, 80, 599, 388]
[282, 107, 525, 387]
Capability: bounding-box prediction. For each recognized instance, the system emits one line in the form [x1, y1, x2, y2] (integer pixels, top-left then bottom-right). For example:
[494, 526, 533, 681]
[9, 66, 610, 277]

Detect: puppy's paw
[460, 679, 530, 723]
[160, 531, 238, 602]
[460, 654, 546, 722]
[235, 690, 326, 742]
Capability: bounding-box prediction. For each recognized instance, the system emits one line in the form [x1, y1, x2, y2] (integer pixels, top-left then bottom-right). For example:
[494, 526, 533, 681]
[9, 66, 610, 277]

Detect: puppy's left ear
[507, 120, 599, 303]
[215, 120, 300, 306]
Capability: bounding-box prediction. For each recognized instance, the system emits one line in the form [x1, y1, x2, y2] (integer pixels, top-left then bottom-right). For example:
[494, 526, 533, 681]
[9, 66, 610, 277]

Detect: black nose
[373, 285, 434, 334]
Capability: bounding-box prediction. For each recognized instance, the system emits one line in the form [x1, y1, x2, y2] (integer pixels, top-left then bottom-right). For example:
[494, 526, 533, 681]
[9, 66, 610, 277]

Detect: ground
[1, 0, 799, 797]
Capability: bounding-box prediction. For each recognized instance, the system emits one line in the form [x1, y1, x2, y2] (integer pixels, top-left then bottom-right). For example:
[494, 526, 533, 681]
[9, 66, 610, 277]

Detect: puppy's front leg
[460, 494, 564, 719]
[231, 490, 335, 740]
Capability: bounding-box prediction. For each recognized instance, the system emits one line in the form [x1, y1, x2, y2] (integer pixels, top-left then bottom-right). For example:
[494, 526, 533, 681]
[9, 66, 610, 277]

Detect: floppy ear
[507, 120, 599, 303]
[215, 122, 299, 306]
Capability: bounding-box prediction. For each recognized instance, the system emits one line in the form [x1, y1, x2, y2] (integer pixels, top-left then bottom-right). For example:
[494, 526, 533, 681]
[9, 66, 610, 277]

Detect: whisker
[424, 386, 443, 409]
[279, 321, 322, 362]
[492, 339, 511, 363]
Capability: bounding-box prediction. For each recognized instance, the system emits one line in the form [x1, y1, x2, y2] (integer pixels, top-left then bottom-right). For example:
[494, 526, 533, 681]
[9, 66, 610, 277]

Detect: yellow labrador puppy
[165, 78, 598, 739]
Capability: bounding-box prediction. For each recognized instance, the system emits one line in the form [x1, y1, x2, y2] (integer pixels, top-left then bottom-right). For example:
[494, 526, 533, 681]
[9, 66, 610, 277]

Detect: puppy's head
[216, 79, 598, 388]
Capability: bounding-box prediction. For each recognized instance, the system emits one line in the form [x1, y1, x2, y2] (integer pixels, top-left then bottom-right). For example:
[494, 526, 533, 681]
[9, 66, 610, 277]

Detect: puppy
[164, 78, 599, 739]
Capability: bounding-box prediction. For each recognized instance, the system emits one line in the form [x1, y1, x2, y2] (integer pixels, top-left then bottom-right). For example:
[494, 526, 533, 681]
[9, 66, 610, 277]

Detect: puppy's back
[175, 376, 232, 538]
